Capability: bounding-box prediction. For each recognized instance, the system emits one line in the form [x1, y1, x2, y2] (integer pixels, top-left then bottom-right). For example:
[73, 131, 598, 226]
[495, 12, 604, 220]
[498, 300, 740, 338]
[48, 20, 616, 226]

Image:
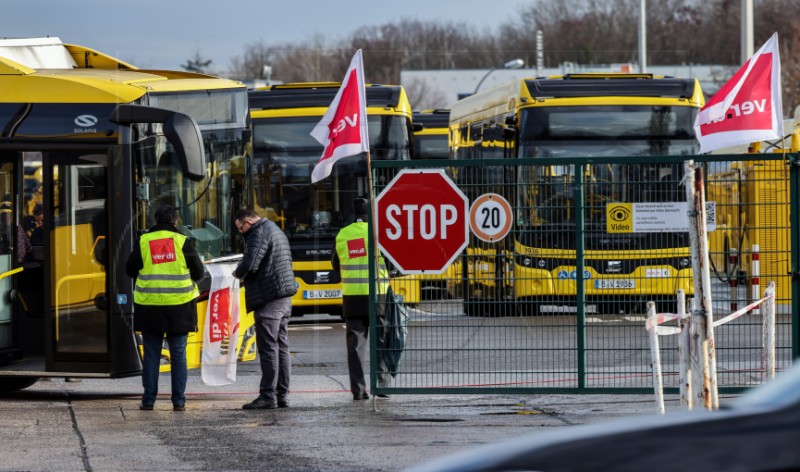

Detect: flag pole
[366, 150, 384, 297]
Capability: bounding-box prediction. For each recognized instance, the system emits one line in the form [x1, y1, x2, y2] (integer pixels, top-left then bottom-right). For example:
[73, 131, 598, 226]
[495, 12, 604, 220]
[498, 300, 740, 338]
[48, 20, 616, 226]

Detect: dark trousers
[345, 316, 370, 396]
[253, 297, 292, 402]
[141, 332, 187, 407]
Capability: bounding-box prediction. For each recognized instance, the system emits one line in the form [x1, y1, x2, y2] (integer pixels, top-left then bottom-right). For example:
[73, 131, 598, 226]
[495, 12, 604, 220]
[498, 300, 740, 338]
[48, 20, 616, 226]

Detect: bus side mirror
[109, 105, 206, 181]
[163, 113, 205, 180]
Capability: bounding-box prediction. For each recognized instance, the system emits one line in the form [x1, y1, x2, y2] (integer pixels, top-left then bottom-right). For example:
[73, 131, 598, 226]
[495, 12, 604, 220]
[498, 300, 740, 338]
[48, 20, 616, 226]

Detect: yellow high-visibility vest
[133, 230, 199, 306]
[335, 222, 388, 296]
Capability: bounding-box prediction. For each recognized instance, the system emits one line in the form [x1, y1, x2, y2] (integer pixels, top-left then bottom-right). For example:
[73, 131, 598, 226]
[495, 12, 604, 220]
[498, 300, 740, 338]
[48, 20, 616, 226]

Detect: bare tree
[181, 50, 213, 74]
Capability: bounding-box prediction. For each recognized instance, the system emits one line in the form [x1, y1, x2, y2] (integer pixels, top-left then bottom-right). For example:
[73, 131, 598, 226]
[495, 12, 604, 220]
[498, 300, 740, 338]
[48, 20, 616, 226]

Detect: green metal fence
[369, 154, 799, 394]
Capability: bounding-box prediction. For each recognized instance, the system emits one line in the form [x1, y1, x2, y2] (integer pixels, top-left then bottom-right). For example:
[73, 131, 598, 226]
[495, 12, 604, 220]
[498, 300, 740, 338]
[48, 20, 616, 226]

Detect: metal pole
[741, 0, 754, 65]
[647, 301, 665, 414]
[684, 161, 713, 410]
[677, 290, 692, 409]
[536, 30, 544, 77]
[575, 164, 587, 389]
[638, 0, 647, 73]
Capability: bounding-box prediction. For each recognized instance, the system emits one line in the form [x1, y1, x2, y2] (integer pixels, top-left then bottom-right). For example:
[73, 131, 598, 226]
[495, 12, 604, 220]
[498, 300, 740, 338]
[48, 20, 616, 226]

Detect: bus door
[0, 156, 20, 360]
[41, 152, 111, 372]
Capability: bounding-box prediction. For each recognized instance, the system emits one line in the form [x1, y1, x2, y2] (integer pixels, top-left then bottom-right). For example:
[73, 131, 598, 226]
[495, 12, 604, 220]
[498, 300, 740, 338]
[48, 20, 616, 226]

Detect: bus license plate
[594, 279, 635, 289]
[303, 290, 342, 299]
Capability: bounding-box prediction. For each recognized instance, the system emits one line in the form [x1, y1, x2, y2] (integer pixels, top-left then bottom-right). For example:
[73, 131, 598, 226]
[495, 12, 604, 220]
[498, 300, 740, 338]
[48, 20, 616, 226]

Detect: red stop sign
[376, 169, 468, 274]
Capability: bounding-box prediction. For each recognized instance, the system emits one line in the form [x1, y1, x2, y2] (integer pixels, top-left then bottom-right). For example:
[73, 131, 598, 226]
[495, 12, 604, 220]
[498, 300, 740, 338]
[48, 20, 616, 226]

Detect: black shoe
[242, 397, 278, 410]
[277, 399, 289, 408]
[353, 392, 370, 401]
[173, 404, 185, 411]
[376, 394, 390, 399]
[139, 403, 154, 411]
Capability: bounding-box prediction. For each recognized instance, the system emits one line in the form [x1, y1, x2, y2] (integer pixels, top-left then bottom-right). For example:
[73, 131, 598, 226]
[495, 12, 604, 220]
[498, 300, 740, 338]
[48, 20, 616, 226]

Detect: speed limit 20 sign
[469, 193, 512, 242]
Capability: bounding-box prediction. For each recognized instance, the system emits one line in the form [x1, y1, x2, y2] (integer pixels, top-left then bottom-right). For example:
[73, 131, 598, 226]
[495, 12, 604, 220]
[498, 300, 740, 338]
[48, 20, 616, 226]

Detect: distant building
[401, 64, 736, 110]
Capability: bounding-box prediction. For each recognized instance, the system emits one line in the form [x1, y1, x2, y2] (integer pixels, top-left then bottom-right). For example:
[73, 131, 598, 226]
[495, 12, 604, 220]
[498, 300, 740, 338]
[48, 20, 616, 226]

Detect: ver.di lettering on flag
[309, 49, 369, 183]
[694, 33, 783, 154]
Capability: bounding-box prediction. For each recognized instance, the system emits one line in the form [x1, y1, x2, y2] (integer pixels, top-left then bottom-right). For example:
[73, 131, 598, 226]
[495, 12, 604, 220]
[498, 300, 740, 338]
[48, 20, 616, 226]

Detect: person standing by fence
[332, 198, 389, 400]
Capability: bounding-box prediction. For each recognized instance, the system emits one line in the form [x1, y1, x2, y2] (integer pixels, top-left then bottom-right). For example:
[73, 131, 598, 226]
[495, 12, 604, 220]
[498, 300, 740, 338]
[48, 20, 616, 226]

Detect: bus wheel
[0, 376, 39, 392]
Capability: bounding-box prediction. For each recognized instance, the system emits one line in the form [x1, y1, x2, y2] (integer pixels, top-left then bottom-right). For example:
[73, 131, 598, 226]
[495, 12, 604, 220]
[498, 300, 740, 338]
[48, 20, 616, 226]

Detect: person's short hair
[33, 203, 43, 216]
[353, 198, 369, 216]
[154, 204, 177, 225]
[234, 206, 258, 222]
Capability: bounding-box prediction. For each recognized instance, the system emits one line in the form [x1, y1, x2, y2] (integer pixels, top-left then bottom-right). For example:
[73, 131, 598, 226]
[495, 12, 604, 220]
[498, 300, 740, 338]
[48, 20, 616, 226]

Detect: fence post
[677, 290, 692, 409]
[684, 161, 715, 410]
[763, 281, 776, 380]
[646, 301, 665, 415]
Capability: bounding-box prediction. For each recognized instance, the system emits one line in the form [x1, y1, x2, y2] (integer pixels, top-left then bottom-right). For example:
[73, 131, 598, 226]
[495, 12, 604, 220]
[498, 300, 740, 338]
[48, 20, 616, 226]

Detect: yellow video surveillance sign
[606, 202, 715, 233]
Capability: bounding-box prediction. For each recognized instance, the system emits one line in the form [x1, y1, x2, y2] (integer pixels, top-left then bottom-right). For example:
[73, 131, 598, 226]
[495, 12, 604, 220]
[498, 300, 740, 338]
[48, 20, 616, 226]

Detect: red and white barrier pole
[729, 248, 739, 312]
[751, 244, 761, 316]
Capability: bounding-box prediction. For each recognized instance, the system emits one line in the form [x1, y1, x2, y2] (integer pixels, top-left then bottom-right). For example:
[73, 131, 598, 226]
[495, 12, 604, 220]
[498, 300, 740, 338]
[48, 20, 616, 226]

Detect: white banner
[201, 262, 241, 386]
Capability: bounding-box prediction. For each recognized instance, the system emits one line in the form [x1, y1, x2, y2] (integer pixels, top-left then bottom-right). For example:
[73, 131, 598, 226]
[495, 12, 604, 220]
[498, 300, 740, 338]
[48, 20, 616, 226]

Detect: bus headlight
[680, 258, 691, 268]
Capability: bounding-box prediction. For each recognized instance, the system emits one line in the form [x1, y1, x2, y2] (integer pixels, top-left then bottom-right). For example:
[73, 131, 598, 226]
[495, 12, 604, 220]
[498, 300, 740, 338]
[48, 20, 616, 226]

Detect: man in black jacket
[233, 206, 297, 410]
[125, 204, 204, 411]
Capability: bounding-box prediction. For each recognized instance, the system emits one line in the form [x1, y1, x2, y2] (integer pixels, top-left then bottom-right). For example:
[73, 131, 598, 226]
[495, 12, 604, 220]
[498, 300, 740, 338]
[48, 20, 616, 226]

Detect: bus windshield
[135, 89, 250, 260]
[252, 114, 410, 239]
[516, 105, 696, 250]
[519, 105, 698, 158]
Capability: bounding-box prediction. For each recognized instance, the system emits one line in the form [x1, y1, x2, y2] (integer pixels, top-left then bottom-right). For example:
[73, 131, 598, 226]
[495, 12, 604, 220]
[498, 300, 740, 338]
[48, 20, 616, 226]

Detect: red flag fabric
[694, 33, 783, 153]
[310, 49, 369, 183]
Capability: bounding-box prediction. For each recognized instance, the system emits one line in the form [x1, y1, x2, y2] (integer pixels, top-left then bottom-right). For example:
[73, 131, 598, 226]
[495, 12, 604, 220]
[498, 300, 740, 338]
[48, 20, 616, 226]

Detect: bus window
[50, 157, 108, 355]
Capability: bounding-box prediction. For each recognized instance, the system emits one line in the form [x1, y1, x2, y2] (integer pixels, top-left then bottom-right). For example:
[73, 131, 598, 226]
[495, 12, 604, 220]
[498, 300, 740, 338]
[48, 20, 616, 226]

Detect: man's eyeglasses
[236, 220, 251, 232]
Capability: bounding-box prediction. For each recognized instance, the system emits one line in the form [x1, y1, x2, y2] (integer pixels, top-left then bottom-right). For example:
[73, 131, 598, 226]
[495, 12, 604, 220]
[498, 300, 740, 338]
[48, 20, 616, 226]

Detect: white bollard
[647, 301, 665, 415]
[764, 281, 776, 380]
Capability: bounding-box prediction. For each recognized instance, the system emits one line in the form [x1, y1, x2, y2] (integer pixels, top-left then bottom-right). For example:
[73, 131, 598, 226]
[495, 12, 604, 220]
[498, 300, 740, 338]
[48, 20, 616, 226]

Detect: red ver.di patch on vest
[347, 238, 366, 258]
[149, 238, 177, 264]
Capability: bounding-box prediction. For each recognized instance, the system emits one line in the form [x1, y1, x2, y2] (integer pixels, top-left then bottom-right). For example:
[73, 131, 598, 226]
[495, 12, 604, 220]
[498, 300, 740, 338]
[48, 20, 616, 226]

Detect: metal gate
[369, 153, 799, 394]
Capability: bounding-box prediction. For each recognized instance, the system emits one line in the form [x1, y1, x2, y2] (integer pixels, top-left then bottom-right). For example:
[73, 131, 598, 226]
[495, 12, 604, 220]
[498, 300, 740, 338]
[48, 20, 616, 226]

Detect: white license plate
[594, 279, 636, 289]
[303, 290, 342, 299]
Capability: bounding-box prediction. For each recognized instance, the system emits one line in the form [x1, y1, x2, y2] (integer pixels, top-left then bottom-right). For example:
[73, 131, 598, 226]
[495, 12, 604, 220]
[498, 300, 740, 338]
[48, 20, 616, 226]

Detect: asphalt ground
[0, 370, 739, 472]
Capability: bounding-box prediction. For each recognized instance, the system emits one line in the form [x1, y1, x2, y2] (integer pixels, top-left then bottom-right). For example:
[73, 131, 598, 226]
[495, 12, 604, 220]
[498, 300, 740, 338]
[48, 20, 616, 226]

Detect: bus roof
[0, 37, 244, 103]
[413, 109, 450, 129]
[526, 74, 697, 99]
[450, 74, 703, 124]
[249, 83, 405, 111]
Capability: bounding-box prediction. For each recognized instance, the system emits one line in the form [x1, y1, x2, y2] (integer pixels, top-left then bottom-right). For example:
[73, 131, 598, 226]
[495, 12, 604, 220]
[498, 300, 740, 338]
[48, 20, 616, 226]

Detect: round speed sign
[469, 193, 513, 242]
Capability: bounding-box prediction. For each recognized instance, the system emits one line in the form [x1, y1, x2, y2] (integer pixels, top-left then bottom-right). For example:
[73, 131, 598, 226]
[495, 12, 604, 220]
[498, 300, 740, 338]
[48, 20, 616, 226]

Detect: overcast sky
[4, 0, 525, 72]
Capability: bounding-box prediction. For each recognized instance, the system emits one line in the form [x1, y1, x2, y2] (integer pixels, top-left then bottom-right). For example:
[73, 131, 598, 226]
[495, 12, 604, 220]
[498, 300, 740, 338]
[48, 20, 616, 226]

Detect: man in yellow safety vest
[332, 198, 389, 400]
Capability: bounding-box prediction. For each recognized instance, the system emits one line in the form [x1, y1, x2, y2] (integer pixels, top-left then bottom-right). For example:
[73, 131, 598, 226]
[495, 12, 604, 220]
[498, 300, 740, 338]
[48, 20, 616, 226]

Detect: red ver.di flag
[694, 33, 783, 154]
[309, 49, 369, 183]
[201, 262, 241, 386]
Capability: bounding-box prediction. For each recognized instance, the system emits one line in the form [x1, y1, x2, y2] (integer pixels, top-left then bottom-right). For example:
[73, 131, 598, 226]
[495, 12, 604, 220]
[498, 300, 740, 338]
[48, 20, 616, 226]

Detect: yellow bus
[248, 83, 418, 315]
[412, 109, 450, 160]
[449, 73, 705, 315]
[0, 37, 254, 390]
